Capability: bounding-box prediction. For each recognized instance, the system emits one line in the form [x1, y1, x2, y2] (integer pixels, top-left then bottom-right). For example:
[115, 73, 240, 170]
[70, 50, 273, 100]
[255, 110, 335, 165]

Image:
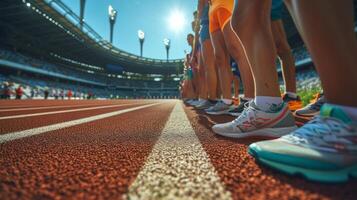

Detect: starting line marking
[0, 103, 160, 144]
[125, 102, 232, 200]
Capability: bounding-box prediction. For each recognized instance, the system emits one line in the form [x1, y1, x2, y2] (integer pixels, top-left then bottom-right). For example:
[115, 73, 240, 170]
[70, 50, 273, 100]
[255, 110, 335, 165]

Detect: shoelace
[232, 102, 256, 124]
[285, 116, 356, 148]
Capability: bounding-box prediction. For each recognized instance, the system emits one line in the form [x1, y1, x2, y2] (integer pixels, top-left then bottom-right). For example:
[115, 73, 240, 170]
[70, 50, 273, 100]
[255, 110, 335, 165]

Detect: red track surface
[0, 100, 175, 199]
[0, 103, 150, 134]
[0, 100, 356, 200]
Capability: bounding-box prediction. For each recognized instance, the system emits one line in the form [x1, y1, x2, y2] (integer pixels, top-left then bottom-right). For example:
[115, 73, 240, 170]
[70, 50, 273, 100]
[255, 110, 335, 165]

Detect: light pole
[108, 5, 117, 44]
[138, 30, 145, 57]
[79, 0, 86, 29]
[163, 38, 170, 61]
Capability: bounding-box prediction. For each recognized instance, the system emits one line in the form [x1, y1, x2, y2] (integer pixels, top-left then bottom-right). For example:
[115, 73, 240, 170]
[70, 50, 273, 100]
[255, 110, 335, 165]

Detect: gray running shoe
[205, 101, 232, 115]
[196, 100, 215, 110]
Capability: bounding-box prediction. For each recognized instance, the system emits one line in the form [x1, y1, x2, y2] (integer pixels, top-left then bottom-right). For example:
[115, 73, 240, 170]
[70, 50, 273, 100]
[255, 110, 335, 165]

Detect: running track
[0, 100, 356, 200]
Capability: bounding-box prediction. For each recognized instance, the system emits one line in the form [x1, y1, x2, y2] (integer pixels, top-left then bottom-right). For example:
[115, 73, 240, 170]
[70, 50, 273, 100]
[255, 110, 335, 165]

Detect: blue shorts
[200, 24, 210, 42]
[200, 4, 210, 42]
[231, 62, 240, 78]
[271, 0, 283, 21]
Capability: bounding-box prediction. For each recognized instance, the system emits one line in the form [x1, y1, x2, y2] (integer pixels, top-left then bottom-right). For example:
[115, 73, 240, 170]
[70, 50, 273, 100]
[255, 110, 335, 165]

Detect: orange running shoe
[295, 93, 325, 117]
[282, 93, 303, 111]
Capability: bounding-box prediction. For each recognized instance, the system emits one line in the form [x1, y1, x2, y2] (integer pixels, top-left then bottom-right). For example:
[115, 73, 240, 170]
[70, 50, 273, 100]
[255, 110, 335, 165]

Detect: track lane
[0, 104, 140, 120]
[183, 104, 357, 200]
[0, 100, 157, 109]
[0, 103, 130, 117]
[0, 101, 176, 199]
[0, 102, 151, 134]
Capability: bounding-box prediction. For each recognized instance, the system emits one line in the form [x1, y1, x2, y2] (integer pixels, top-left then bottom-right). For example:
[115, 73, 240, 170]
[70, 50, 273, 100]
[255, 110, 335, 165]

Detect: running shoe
[189, 99, 201, 106]
[282, 93, 303, 111]
[185, 99, 195, 104]
[212, 101, 297, 138]
[249, 104, 357, 183]
[196, 100, 215, 110]
[295, 93, 325, 117]
[228, 98, 249, 117]
[205, 101, 232, 115]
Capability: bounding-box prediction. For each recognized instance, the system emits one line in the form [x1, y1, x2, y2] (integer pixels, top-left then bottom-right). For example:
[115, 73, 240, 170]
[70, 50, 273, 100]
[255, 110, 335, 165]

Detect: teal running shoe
[249, 104, 357, 183]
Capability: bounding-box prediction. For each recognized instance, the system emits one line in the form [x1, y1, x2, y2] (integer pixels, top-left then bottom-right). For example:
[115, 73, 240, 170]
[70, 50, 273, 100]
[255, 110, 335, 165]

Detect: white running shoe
[212, 101, 297, 138]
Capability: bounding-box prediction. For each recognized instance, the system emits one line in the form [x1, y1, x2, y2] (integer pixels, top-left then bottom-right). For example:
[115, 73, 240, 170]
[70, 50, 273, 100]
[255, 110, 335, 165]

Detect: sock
[254, 96, 283, 111]
[330, 104, 357, 122]
[222, 99, 232, 105]
[286, 92, 298, 99]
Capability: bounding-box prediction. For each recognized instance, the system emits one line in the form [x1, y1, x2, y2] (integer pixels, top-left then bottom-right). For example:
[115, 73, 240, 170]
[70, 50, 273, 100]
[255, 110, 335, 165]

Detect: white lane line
[0, 104, 115, 112]
[0, 103, 141, 120]
[0, 103, 161, 144]
[125, 102, 232, 200]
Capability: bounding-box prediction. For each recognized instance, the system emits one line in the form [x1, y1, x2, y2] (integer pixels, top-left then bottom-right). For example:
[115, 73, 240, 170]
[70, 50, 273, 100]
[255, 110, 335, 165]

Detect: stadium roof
[2, 0, 356, 75]
[0, 0, 183, 75]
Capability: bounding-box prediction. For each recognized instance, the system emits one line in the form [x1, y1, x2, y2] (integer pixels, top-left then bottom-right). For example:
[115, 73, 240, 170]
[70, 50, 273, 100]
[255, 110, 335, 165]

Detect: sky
[61, 0, 196, 60]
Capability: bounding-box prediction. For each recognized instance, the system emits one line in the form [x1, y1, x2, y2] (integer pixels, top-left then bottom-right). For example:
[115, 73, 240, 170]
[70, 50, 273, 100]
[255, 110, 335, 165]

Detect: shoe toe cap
[212, 122, 236, 134]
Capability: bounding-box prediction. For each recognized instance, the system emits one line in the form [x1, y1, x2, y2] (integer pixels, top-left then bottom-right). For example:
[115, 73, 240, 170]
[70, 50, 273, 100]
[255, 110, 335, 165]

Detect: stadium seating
[0, 48, 180, 99]
[1, 45, 321, 100]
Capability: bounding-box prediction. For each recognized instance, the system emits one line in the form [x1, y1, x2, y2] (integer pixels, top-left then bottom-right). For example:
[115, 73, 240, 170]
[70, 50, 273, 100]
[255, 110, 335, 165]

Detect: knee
[214, 52, 226, 67]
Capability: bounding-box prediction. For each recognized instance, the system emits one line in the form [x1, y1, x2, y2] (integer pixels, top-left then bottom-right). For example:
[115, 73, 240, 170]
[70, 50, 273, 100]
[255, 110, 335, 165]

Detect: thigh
[210, 30, 229, 58]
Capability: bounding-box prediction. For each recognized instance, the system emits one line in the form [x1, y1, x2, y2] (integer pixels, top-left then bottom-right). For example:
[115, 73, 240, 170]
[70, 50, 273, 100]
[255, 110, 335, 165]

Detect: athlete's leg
[284, 0, 357, 107]
[211, 30, 233, 102]
[271, 19, 296, 94]
[222, 22, 255, 99]
[216, 65, 222, 98]
[202, 39, 218, 100]
[212, 0, 296, 138]
[192, 67, 200, 99]
[233, 76, 240, 98]
[198, 50, 208, 99]
[231, 0, 281, 98]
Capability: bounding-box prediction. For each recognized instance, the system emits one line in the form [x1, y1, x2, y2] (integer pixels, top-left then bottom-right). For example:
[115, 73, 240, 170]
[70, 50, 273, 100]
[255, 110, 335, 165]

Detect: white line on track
[0, 103, 141, 120]
[125, 102, 232, 200]
[0, 104, 116, 112]
[0, 103, 161, 144]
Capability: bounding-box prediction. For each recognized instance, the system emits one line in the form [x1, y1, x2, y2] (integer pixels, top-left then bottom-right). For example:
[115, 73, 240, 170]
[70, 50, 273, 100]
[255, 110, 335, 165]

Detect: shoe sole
[229, 112, 241, 117]
[206, 110, 230, 115]
[213, 126, 298, 139]
[196, 105, 212, 110]
[294, 111, 320, 117]
[248, 148, 357, 183]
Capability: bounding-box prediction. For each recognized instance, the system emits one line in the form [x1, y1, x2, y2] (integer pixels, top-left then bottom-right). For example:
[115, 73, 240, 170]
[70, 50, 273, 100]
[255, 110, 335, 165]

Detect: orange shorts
[209, 6, 233, 33]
